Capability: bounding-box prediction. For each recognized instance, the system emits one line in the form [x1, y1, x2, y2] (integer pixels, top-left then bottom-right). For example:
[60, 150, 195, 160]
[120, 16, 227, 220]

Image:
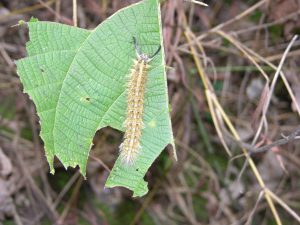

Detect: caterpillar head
[133, 36, 161, 63]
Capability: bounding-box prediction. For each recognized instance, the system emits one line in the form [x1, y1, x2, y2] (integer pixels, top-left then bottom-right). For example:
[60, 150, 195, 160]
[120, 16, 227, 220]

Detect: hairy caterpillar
[119, 37, 161, 165]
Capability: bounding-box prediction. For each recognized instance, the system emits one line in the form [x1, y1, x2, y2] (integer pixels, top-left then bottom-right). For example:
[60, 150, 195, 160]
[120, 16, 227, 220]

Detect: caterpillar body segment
[119, 37, 161, 165]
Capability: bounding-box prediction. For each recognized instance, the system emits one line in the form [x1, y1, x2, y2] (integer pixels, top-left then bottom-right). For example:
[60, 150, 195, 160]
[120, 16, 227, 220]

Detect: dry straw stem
[186, 30, 232, 157]
[184, 30, 283, 225]
[245, 191, 264, 225]
[73, 0, 78, 27]
[184, 0, 208, 7]
[180, 0, 268, 49]
[259, 55, 300, 116]
[224, 36, 300, 118]
[266, 48, 300, 62]
[215, 30, 270, 83]
[266, 189, 300, 223]
[251, 35, 298, 145]
[211, 31, 300, 145]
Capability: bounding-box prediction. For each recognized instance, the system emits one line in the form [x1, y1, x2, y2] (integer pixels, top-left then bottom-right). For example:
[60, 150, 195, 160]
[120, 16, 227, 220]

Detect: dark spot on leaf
[136, 168, 139, 172]
[40, 67, 45, 73]
[85, 97, 90, 101]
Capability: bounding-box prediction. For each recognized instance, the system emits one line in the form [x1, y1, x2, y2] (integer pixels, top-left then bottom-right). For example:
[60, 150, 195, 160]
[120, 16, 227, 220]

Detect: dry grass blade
[215, 30, 270, 82]
[229, 37, 300, 117]
[180, 0, 268, 48]
[213, 31, 299, 145]
[252, 35, 298, 145]
[184, 30, 283, 225]
[266, 189, 300, 223]
[53, 171, 81, 208]
[187, 30, 232, 157]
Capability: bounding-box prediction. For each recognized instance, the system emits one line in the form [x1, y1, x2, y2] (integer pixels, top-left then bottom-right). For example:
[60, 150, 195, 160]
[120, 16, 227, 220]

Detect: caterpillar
[119, 37, 161, 165]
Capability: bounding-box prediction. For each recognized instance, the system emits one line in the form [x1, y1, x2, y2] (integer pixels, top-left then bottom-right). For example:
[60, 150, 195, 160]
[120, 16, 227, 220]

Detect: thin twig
[89, 155, 111, 172]
[37, 0, 72, 24]
[12, 126, 59, 222]
[234, 9, 300, 36]
[230, 125, 300, 155]
[0, 0, 55, 20]
[251, 130, 300, 154]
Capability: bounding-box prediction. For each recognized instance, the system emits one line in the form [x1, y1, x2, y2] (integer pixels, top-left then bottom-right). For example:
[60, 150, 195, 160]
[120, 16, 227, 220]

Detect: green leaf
[16, 0, 175, 197]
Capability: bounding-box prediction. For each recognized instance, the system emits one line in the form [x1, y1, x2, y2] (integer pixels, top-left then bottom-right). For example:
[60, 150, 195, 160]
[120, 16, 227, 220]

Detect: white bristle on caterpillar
[119, 37, 161, 165]
[119, 58, 148, 165]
